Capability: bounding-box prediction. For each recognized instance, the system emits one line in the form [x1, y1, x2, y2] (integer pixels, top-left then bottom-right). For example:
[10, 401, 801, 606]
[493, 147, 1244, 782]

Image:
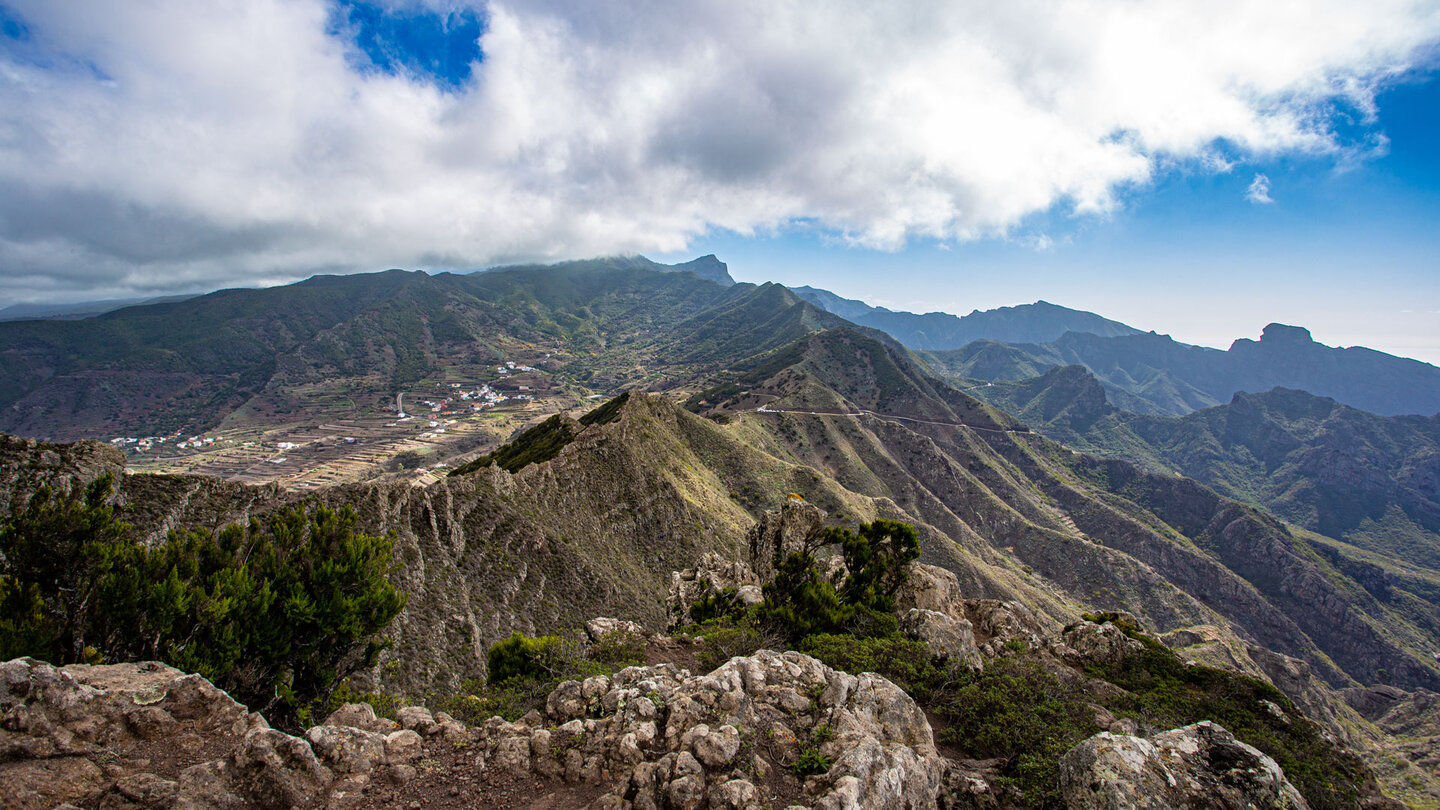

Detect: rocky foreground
[3, 641, 1317, 810]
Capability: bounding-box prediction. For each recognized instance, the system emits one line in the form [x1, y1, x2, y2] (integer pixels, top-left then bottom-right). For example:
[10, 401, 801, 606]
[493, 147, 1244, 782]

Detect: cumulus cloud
[1, 0, 1438, 300]
[1246, 173, 1275, 204]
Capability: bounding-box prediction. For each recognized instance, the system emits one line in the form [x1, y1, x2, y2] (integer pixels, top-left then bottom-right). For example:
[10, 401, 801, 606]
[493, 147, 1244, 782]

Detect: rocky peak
[663, 254, 736, 287]
[1260, 323, 1316, 346]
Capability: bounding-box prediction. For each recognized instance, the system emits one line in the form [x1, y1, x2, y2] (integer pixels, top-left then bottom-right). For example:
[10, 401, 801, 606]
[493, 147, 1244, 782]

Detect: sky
[1, 1, 1438, 363]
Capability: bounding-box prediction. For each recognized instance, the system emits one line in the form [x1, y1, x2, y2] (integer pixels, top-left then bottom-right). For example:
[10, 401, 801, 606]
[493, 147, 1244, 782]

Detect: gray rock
[323, 702, 398, 733]
[586, 617, 645, 641]
[384, 729, 424, 763]
[547, 680, 587, 721]
[693, 723, 742, 767]
[709, 777, 760, 808]
[1060, 721, 1309, 809]
[304, 724, 387, 775]
[902, 608, 983, 671]
[667, 552, 765, 627]
[395, 705, 437, 736]
[1057, 620, 1143, 667]
[226, 728, 335, 809]
[667, 773, 707, 809]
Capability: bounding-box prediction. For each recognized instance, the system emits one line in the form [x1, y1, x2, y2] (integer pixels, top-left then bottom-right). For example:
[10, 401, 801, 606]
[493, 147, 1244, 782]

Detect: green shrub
[448, 627, 648, 723]
[696, 621, 785, 672]
[800, 634, 950, 702]
[431, 677, 552, 724]
[307, 679, 405, 726]
[588, 630, 647, 670]
[756, 519, 920, 643]
[688, 587, 746, 625]
[792, 747, 833, 777]
[486, 631, 568, 684]
[936, 658, 1100, 809]
[0, 478, 407, 728]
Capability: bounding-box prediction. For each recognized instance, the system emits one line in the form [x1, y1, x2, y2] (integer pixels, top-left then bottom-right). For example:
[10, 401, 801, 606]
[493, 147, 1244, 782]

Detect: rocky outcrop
[1059, 721, 1310, 810]
[747, 498, 826, 581]
[1159, 624, 1267, 680]
[1053, 620, 1143, 668]
[896, 563, 1051, 657]
[900, 609, 983, 671]
[0, 658, 425, 810]
[667, 553, 764, 628]
[473, 649, 944, 809]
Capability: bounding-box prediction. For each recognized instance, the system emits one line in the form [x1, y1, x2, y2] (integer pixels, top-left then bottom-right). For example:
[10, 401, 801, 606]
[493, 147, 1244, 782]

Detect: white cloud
[0, 0, 1437, 300]
[1246, 173, 1275, 204]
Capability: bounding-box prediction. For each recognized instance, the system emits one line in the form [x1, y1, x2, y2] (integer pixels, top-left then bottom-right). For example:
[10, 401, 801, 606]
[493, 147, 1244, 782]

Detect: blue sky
[1, 1, 1438, 362]
[661, 70, 1440, 360]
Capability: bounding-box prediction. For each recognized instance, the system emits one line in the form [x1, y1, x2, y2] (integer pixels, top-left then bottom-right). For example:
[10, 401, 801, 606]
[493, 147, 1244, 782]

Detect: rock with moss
[1059, 721, 1310, 810]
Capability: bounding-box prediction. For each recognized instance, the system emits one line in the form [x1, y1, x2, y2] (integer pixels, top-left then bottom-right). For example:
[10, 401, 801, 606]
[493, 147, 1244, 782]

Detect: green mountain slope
[0, 257, 836, 441]
[925, 324, 1440, 417]
[687, 329, 1440, 694]
[978, 368, 1440, 577]
[6, 319, 1440, 802]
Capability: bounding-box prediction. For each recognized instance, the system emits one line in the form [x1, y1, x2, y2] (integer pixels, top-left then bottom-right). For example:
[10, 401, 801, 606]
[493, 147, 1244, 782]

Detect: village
[119, 358, 584, 489]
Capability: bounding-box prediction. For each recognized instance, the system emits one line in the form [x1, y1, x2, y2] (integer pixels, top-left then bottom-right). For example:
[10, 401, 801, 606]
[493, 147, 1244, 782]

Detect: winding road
[752, 405, 1028, 435]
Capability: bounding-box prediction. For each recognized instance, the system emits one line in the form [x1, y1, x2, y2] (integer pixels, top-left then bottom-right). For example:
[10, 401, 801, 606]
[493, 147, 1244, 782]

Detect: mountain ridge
[792, 286, 1144, 349]
[927, 325, 1440, 418]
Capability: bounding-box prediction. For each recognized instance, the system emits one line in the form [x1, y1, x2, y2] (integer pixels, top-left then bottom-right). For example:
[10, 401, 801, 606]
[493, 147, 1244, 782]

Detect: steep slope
[976, 369, 1440, 578]
[688, 329, 1440, 694]
[791, 288, 1142, 350]
[927, 324, 1440, 417]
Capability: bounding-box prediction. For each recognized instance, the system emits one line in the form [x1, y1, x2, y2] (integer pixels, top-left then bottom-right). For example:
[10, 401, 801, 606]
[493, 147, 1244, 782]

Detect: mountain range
[3, 255, 1440, 804]
[922, 324, 1440, 418]
[973, 366, 1440, 576]
[791, 287, 1142, 349]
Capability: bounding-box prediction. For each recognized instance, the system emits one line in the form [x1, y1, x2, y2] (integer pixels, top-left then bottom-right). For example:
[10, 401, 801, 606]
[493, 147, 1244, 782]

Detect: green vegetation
[758, 519, 919, 641]
[450, 392, 633, 476]
[0, 474, 407, 727]
[487, 631, 569, 684]
[1085, 618, 1375, 810]
[936, 658, 1099, 808]
[435, 627, 648, 725]
[680, 532, 1374, 810]
[799, 634, 949, 702]
[450, 413, 579, 475]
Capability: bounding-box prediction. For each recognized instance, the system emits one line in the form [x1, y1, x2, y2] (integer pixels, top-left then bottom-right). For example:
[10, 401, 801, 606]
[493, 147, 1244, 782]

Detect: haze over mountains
[792, 287, 1142, 349]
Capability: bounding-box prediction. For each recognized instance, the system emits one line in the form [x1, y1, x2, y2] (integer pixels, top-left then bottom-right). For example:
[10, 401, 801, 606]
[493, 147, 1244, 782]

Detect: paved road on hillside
[752, 405, 1029, 435]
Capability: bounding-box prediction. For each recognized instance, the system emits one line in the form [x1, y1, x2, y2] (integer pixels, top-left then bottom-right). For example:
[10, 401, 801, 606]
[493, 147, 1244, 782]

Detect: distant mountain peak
[1259, 323, 1314, 346]
[658, 254, 735, 287]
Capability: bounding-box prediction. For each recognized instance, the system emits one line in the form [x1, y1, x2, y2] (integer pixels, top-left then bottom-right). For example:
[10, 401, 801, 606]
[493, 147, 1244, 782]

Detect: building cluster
[420, 379, 534, 416]
[110, 433, 216, 453]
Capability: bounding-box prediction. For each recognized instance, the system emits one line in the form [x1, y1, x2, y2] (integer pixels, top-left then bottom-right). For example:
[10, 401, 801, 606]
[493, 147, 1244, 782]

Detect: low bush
[487, 631, 569, 684]
[695, 620, 787, 672]
[450, 628, 649, 722]
[936, 658, 1100, 809]
[588, 630, 647, 670]
[799, 634, 951, 702]
[757, 519, 920, 642]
